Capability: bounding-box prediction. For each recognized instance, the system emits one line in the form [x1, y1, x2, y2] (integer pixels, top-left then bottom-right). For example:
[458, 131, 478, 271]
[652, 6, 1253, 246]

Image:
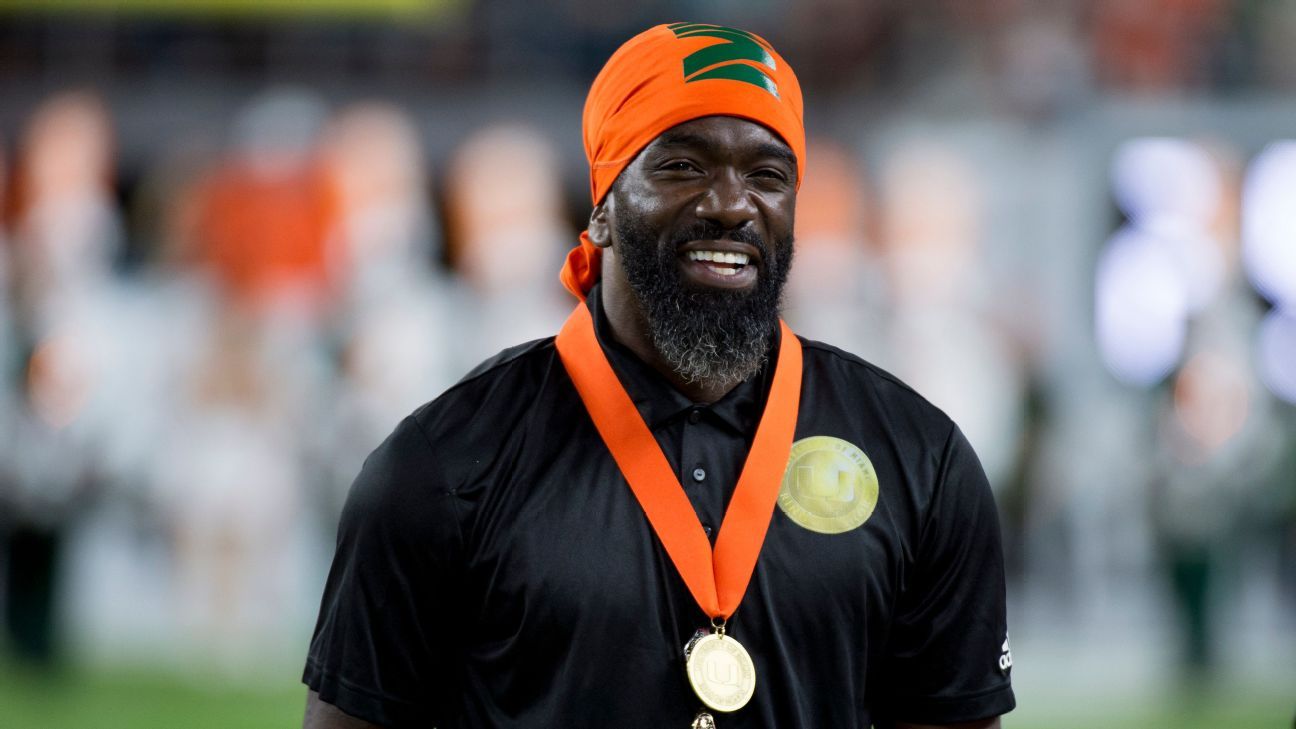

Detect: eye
[659, 159, 702, 173]
[750, 167, 791, 185]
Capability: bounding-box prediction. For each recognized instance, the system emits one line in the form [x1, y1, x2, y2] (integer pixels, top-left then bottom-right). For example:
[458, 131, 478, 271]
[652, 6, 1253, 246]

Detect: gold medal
[684, 625, 756, 713]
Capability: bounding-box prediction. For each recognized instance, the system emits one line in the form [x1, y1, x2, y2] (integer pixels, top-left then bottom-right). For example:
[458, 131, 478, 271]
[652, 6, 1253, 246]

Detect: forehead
[642, 116, 794, 160]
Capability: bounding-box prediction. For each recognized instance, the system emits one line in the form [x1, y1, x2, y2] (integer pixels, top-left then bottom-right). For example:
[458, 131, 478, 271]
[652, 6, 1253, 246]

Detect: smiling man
[303, 23, 1014, 729]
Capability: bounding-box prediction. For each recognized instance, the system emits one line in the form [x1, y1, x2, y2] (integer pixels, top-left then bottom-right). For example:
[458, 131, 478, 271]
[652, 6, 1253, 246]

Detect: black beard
[613, 206, 793, 391]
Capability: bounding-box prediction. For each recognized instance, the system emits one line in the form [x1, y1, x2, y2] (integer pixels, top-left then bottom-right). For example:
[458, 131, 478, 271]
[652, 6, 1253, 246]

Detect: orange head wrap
[560, 22, 806, 300]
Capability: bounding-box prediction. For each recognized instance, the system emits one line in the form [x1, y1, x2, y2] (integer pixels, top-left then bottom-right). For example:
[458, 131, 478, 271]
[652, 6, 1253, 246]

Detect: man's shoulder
[797, 336, 956, 434]
[799, 337, 948, 410]
[359, 336, 563, 499]
[408, 335, 562, 444]
[453, 336, 559, 391]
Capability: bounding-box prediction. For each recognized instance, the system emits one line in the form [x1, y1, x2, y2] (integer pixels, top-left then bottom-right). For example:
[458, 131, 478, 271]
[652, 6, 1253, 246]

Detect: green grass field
[1, 660, 304, 729]
[1, 659, 1291, 728]
[1010, 687, 1295, 729]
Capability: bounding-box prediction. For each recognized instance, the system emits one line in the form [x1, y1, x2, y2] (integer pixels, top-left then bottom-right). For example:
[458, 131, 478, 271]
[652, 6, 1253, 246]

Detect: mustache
[668, 221, 767, 255]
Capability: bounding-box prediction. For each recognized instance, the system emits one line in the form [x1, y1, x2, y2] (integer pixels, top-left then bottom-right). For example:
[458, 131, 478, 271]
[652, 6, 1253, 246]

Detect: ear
[588, 196, 613, 249]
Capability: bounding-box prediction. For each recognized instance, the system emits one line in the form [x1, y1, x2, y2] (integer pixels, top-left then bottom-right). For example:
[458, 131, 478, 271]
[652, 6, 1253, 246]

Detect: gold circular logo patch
[777, 436, 878, 534]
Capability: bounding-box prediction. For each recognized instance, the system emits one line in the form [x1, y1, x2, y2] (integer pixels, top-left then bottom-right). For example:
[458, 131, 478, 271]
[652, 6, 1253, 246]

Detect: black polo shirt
[304, 285, 1015, 728]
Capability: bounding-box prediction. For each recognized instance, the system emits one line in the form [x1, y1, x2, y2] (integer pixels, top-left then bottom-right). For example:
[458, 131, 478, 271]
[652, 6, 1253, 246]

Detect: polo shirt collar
[586, 283, 775, 435]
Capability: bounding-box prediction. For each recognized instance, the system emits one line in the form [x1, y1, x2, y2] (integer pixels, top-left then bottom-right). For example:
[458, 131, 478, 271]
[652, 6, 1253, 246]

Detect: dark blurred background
[0, 1, 1293, 727]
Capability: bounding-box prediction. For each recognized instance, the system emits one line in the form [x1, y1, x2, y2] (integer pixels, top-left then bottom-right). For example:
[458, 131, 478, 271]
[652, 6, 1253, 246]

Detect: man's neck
[599, 285, 739, 405]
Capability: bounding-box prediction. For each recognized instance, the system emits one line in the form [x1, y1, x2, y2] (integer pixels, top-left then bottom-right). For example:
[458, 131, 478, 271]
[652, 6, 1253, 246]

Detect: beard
[613, 205, 794, 390]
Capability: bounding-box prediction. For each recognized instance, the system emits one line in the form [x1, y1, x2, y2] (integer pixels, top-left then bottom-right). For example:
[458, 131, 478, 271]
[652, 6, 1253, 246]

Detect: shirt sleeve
[303, 414, 466, 728]
[876, 423, 1016, 725]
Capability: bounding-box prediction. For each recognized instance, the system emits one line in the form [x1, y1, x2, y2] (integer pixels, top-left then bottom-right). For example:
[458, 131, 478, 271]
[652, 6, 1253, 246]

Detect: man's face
[597, 115, 797, 388]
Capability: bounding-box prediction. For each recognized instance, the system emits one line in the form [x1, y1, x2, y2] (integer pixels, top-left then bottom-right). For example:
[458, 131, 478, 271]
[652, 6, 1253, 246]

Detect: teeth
[686, 250, 750, 266]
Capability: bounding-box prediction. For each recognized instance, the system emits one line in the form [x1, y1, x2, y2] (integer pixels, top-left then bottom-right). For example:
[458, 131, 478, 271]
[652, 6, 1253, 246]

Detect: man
[303, 23, 1015, 729]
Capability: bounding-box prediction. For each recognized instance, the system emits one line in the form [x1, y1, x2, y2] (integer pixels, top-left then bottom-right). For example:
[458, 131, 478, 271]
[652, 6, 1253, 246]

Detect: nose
[694, 169, 758, 232]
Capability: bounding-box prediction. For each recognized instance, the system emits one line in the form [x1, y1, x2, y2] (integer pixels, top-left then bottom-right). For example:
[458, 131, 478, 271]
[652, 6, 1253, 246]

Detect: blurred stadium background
[0, 1, 1293, 727]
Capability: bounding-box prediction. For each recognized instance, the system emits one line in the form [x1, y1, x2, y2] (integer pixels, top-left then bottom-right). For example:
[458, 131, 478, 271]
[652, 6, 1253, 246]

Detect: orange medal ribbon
[555, 302, 802, 620]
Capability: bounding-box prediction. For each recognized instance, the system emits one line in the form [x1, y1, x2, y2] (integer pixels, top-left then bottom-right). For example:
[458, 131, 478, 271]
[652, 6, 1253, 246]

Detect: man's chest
[459, 432, 908, 659]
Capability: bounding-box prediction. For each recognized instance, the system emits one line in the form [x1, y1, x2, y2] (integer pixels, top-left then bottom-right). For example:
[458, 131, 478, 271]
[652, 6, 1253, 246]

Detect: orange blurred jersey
[192, 161, 339, 309]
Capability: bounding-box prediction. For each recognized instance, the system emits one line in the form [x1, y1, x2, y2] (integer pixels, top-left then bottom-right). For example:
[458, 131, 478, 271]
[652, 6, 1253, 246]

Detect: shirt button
[692, 467, 706, 482]
[687, 409, 702, 424]
[703, 524, 714, 537]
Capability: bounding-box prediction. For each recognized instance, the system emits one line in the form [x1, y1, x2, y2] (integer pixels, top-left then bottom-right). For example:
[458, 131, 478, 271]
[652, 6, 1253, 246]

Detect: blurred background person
[783, 138, 884, 356]
[871, 137, 1029, 494]
[443, 123, 573, 365]
[1, 92, 131, 666]
[315, 101, 459, 512]
[143, 90, 338, 673]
